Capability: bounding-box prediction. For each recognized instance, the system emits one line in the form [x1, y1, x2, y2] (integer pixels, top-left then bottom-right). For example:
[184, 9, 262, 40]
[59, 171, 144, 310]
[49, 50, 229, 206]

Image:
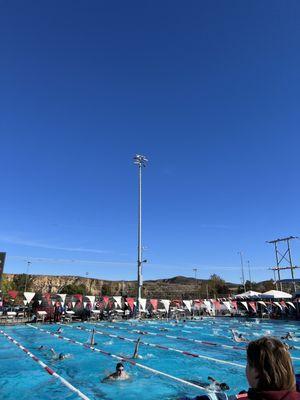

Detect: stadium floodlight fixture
[133, 154, 148, 167]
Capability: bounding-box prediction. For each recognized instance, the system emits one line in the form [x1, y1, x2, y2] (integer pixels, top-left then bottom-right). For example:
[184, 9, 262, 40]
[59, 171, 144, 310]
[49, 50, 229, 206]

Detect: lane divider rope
[63, 323, 245, 368]
[27, 324, 207, 392]
[92, 322, 246, 352]
[0, 329, 90, 400]
[122, 322, 300, 358]
[93, 322, 300, 361]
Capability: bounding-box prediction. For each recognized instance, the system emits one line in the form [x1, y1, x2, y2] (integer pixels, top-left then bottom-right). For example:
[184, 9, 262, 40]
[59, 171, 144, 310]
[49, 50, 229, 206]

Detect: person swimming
[90, 328, 97, 346]
[231, 329, 248, 343]
[103, 363, 130, 381]
[207, 377, 230, 392]
[132, 337, 141, 359]
[284, 343, 295, 351]
[56, 327, 63, 334]
[188, 376, 229, 392]
[281, 332, 294, 341]
[136, 330, 147, 335]
[50, 348, 70, 361]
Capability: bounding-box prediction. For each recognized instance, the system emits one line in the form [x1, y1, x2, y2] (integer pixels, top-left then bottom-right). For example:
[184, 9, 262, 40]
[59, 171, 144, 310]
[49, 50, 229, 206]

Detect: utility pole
[193, 268, 198, 299]
[24, 261, 31, 292]
[193, 268, 197, 280]
[133, 154, 148, 318]
[267, 236, 299, 293]
[247, 260, 252, 289]
[238, 251, 246, 292]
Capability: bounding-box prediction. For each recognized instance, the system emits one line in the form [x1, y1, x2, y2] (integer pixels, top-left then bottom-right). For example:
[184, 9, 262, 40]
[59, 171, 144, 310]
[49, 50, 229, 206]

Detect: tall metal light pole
[193, 268, 197, 280]
[133, 154, 148, 318]
[247, 260, 252, 289]
[238, 251, 246, 292]
[24, 261, 31, 292]
[193, 268, 198, 298]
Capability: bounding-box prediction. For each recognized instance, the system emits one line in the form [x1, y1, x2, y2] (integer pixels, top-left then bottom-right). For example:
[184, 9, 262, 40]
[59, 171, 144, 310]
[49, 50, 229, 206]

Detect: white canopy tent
[234, 290, 261, 299]
[261, 290, 292, 299]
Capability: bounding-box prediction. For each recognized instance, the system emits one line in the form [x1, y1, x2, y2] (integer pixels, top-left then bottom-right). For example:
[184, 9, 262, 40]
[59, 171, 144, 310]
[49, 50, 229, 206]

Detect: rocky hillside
[2, 273, 238, 299]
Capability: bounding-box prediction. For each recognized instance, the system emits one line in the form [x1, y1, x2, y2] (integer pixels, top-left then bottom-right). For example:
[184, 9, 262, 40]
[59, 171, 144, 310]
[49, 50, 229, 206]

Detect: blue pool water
[0, 318, 299, 399]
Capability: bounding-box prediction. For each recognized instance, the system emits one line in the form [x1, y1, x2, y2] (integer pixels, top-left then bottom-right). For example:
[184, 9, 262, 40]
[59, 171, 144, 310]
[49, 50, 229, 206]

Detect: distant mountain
[2, 273, 241, 299]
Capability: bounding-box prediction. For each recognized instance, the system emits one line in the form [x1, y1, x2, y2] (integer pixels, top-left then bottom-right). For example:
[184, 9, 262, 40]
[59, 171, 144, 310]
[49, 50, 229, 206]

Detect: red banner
[249, 302, 257, 312]
[74, 294, 83, 303]
[43, 293, 51, 304]
[127, 298, 135, 312]
[231, 301, 238, 310]
[213, 300, 221, 311]
[150, 299, 158, 310]
[172, 299, 182, 307]
[193, 299, 201, 309]
[8, 290, 18, 299]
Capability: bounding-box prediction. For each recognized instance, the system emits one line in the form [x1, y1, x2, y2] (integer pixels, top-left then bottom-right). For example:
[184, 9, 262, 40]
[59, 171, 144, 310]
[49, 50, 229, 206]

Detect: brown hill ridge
[3, 273, 241, 299]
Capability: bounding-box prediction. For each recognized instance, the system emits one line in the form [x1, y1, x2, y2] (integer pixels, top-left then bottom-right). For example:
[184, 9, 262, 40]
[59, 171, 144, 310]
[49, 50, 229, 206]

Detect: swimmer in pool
[103, 363, 130, 381]
[56, 327, 63, 334]
[231, 329, 248, 343]
[207, 376, 230, 392]
[90, 328, 97, 346]
[132, 337, 141, 359]
[189, 376, 229, 392]
[281, 332, 294, 341]
[284, 343, 295, 350]
[159, 327, 169, 332]
[50, 348, 71, 361]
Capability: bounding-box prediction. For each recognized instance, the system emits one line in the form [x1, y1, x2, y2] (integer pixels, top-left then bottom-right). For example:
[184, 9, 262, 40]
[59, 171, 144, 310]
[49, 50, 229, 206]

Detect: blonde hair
[247, 337, 295, 391]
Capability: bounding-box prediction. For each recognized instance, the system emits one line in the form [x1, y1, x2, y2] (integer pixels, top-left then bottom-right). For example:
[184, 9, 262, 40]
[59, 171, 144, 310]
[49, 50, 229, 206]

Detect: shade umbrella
[261, 290, 292, 299]
[234, 290, 261, 299]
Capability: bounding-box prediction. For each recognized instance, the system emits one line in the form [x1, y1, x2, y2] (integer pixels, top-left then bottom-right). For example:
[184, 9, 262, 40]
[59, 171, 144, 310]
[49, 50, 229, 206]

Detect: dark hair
[220, 383, 230, 391]
[247, 337, 295, 391]
[116, 363, 124, 370]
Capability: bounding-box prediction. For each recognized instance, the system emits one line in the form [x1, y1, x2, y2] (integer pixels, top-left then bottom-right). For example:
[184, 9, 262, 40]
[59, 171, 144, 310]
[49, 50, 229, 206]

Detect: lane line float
[92, 322, 246, 352]
[0, 329, 90, 400]
[27, 324, 207, 392]
[63, 323, 245, 368]
[90, 323, 300, 361]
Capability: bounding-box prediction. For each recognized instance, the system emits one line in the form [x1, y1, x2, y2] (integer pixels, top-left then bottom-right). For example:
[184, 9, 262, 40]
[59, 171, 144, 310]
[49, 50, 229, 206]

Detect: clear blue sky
[1, 1, 299, 283]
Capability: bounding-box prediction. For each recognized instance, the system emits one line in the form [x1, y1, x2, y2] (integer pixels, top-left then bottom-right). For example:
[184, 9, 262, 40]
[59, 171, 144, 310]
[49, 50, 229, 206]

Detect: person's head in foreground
[246, 337, 296, 392]
[116, 363, 125, 376]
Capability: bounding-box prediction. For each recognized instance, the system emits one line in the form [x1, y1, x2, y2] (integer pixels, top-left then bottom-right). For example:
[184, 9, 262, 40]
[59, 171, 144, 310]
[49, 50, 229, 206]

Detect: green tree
[207, 274, 229, 296]
[63, 283, 87, 295]
[101, 284, 110, 296]
[1, 274, 17, 293]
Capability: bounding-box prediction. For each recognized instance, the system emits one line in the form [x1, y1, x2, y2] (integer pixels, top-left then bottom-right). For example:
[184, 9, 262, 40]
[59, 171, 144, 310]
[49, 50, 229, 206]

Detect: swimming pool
[0, 318, 299, 399]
